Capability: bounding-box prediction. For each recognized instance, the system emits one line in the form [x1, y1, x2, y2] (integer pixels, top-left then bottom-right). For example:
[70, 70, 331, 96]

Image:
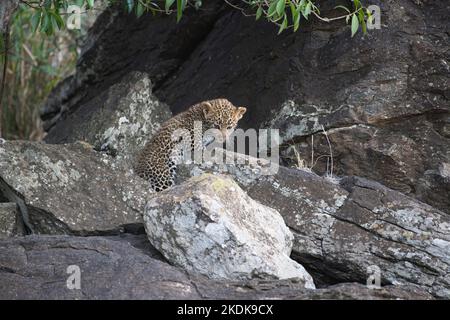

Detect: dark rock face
[0, 235, 433, 300]
[40, 0, 449, 214]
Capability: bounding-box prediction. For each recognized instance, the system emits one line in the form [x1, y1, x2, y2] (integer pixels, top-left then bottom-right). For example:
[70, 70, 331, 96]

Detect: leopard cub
[134, 98, 246, 191]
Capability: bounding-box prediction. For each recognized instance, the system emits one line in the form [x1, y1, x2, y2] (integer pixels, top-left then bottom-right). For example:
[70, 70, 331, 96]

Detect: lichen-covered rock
[0, 234, 432, 300]
[0, 203, 22, 238]
[178, 149, 450, 298]
[43, 71, 172, 165]
[0, 140, 152, 235]
[144, 173, 315, 288]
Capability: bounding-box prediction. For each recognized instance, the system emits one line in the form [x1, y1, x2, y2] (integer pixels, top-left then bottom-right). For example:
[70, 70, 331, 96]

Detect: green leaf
[30, 11, 42, 33]
[290, 3, 301, 32]
[276, 0, 285, 17]
[294, 8, 301, 32]
[136, 2, 145, 17]
[351, 13, 359, 37]
[165, 0, 176, 13]
[278, 14, 287, 34]
[267, 1, 278, 18]
[50, 11, 65, 29]
[289, 2, 295, 18]
[176, 0, 185, 22]
[87, 0, 94, 8]
[40, 12, 50, 33]
[358, 9, 367, 34]
[50, 15, 59, 33]
[303, 1, 312, 19]
[255, 6, 263, 21]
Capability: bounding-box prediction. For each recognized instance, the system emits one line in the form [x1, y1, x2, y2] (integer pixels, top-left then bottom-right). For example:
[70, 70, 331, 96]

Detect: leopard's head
[201, 98, 247, 141]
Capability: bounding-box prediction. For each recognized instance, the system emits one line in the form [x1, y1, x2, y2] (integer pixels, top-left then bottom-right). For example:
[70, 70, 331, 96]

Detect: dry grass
[285, 125, 335, 178]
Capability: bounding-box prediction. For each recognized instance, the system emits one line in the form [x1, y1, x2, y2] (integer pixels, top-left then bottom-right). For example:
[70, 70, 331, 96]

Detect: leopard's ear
[235, 107, 247, 120]
[202, 102, 213, 119]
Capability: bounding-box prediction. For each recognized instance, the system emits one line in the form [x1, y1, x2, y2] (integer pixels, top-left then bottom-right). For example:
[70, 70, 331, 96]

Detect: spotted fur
[134, 98, 246, 191]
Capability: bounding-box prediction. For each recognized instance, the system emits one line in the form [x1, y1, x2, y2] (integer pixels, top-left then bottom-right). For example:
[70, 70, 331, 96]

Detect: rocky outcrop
[40, 0, 449, 214]
[0, 234, 433, 300]
[144, 174, 315, 288]
[178, 150, 450, 298]
[0, 140, 151, 235]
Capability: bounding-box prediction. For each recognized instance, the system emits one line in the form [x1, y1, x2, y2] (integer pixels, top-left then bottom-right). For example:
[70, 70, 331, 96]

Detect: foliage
[0, 1, 90, 139]
[16, 0, 374, 37]
[0, 0, 374, 139]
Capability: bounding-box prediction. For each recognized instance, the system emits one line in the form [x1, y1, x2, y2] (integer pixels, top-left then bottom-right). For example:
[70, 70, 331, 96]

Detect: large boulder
[144, 173, 315, 288]
[178, 149, 450, 298]
[0, 140, 151, 235]
[0, 234, 433, 300]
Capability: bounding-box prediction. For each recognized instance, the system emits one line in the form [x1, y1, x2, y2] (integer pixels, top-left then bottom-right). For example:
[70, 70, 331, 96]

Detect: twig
[321, 125, 333, 178]
[223, 0, 254, 17]
[22, 43, 37, 66]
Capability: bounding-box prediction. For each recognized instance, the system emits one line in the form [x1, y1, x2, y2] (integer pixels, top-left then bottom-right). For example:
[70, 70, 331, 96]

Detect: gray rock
[0, 234, 433, 300]
[178, 149, 450, 298]
[0, 141, 152, 235]
[144, 173, 315, 288]
[43, 71, 172, 164]
[0, 203, 23, 238]
[94, 72, 172, 164]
